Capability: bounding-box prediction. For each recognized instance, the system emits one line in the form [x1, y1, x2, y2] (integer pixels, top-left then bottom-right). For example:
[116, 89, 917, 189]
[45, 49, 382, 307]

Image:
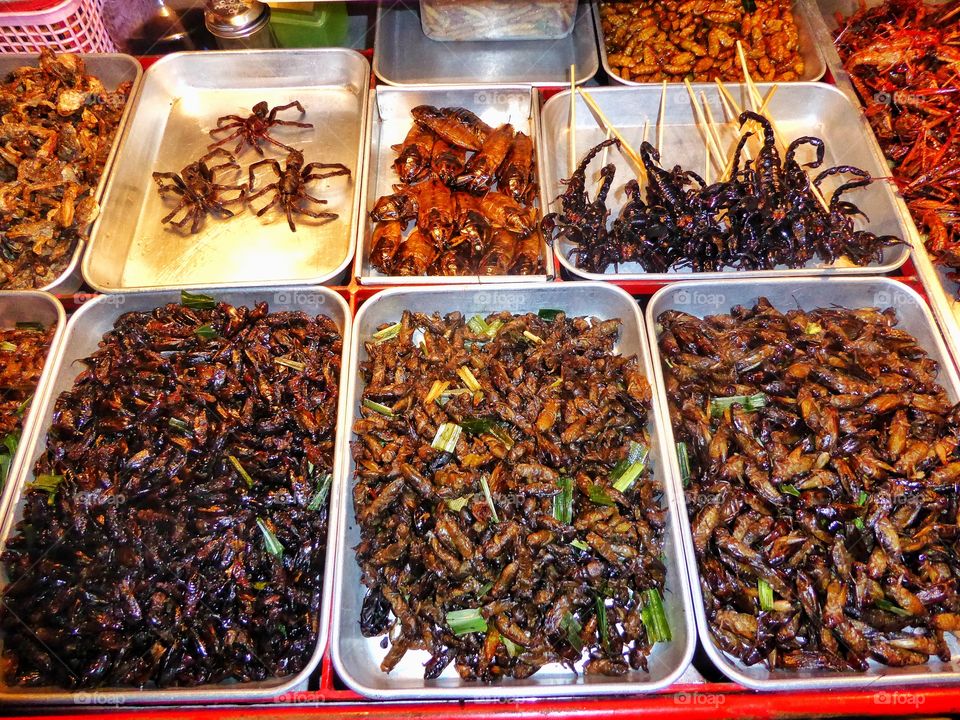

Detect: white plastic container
[419, 0, 577, 41]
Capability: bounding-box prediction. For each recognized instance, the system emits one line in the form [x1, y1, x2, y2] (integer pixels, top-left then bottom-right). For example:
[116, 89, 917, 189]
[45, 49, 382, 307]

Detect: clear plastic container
[269, 1, 348, 48]
[419, 0, 577, 41]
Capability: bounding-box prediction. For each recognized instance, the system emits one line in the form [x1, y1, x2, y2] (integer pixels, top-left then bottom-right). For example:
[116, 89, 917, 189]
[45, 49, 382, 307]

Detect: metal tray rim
[0, 286, 351, 704]
[81, 49, 370, 294]
[539, 82, 912, 281]
[372, 2, 599, 88]
[330, 280, 696, 700]
[0, 291, 67, 529]
[354, 85, 555, 286]
[595, 0, 827, 86]
[0, 53, 144, 296]
[644, 276, 960, 691]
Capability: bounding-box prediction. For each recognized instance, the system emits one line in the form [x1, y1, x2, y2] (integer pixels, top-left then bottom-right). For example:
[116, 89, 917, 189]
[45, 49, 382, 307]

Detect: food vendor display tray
[0, 287, 352, 704]
[372, 1, 598, 87]
[0, 54, 143, 296]
[540, 83, 913, 282]
[646, 276, 960, 691]
[355, 85, 554, 285]
[594, 0, 826, 86]
[0, 292, 66, 522]
[330, 281, 695, 699]
[82, 50, 369, 293]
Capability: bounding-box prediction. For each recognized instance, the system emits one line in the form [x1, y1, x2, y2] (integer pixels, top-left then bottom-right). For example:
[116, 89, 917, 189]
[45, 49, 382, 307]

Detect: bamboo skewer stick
[657, 80, 667, 152]
[715, 78, 753, 163]
[734, 45, 831, 212]
[577, 87, 647, 182]
[568, 64, 577, 177]
[700, 92, 725, 170]
[684, 78, 725, 174]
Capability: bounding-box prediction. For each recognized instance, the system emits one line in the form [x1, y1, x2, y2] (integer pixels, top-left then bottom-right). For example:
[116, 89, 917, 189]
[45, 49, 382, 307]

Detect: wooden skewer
[715, 78, 753, 162]
[735, 46, 830, 212]
[684, 78, 725, 173]
[568, 64, 577, 176]
[657, 79, 667, 152]
[700, 92, 726, 181]
[577, 87, 647, 182]
[721, 85, 779, 180]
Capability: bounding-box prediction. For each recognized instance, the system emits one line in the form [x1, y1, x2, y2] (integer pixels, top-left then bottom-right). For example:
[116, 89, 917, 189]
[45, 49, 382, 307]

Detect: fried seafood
[1, 294, 340, 688]
[544, 116, 901, 274]
[0, 49, 132, 289]
[352, 310, 669, 680]
[660, 297, 960, 671]
[600, 0, 805, 83]
[0, 323, 54, 489]
[833, 0, 960, 292]
[371, 108, 541, 276]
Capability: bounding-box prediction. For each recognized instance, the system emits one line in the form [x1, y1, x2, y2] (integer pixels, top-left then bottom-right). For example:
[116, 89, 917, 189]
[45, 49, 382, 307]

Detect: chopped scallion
[257, 517, 284, 558]
[595, 596, 609, 651]
[758, 579, 774, 612]
[640, 588, 672, 643]
[676, 442, 691, 487]
[431, 422, 462, 455]
[446, 496, 470, 513]
[15, 321, 43, 332]
[372, 322, 401, 343]
[15, 394, 32, 416]
[194, 324, 219, 340]
[477, 581, 493, 598]
[467, 315, 490, 335]
[30, 473, 63, 503]
[502, 636, 520, 658]
[447, 608, 487, 635]
[853, 517, 865, 531]
[538, 308, 563, 321]
[0, 341, 16, 352]
[307, 473, 332, 511]
[485, 319, 504, 338]
[570, 539, 590, 551]
[709, 393, 768, 417]
[553, 476, 573, 525]
[857, 491, 868, 506]
[522, 330, 543, 344]
[611, 441, 649, 493]
[180, 290, 216, 310]
[561, 611, 583, 652]
[362, 398, 394, 418]
[782, 484, 800, 497]
[227, 455, 254, 488]
[425, 380, 449, 405]
[457, 366, 481, 392]
[876, 599, 911, 617]
[587, 484, 615, 507]
[480, 476, 499, 523]
[168, 417, 192, 434]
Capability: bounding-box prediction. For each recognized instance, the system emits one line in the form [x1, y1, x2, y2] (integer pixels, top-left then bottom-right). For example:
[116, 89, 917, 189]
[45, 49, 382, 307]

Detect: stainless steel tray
[0, 292, 66, 525]
[331, 281, 695, 699]
[645, 276, 960, 691]
[373, 0, 598, 86]
[0, 54, 142, 296]
[82, 50, 370, 293]
[596, 0, 826, 86]
[540, 83, 913, 281]
[0, 287, 351, 704]
[356, 86, 554, 285]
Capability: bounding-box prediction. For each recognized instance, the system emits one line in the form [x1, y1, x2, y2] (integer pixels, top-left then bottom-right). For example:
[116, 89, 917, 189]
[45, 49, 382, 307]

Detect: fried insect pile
[1, 297, 340, 688]
[660, 297, 960, 671]
[0, 323, 54, 489]
[834, 0, 960, 290]
[353, 310, 669, 680]
[600, 0, 805, 83]
[370, 106, 542, 276]
[544, 113, 901, 274]
[0, 49, 132, 289]
[153, 100, 350, 234]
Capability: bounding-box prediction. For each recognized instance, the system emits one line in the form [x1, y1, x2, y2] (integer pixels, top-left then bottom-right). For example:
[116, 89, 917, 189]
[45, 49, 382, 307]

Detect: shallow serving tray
[0, 287, 351, 704]
[646, 276, 960, 691]
[82, 50, 369, 293]
[331, 281, 695, 699]
[540, 83, 913, 282]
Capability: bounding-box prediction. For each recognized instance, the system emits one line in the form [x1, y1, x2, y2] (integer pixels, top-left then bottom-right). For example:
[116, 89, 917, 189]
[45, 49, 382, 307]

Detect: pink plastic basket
[0, 0, 116, 54]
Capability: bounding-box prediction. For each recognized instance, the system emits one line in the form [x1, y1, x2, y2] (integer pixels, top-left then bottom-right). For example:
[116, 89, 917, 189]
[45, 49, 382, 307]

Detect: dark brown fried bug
[152, 148, 246, 235]
[208, 100, 314, 156]
[247, 149, 351, 232]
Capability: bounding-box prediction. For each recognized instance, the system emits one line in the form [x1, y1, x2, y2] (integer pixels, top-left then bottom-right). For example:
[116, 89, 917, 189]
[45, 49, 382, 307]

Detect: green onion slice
[373, 322, 401, 343]
[709, 393, 768, 417]
[561, 611, 583, 653]
[194, 324, 219, 340]
[538, 309, 563, 321]
[447, 608, 487, 635]
[180, 290, 216, 310]
[480, 476, 499, 523]
[758, 579, 774, 612]
[553, 476, 574, 525]
[307, 473, 332, 511]
[227, 455, 254, 488]
[362, 398, 395, 418]
[257, 517, 284, 558]
[431, 423, 462, 455]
